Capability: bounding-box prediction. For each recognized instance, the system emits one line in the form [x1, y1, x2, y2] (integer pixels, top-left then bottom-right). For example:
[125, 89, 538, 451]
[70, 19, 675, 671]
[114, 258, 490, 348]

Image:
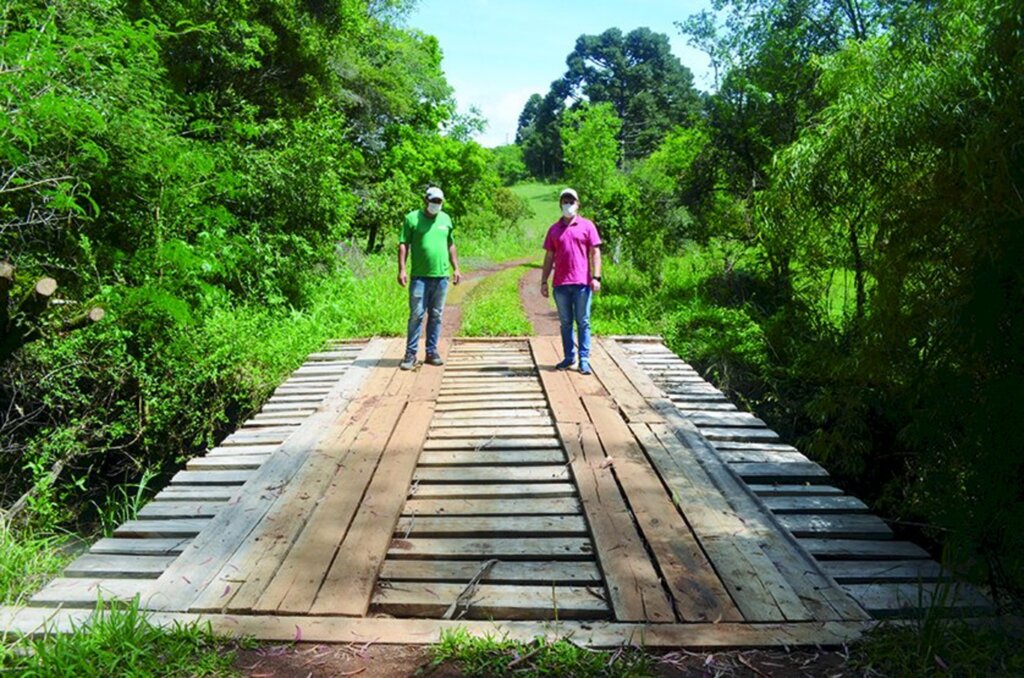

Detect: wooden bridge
[0, 336, 992, 646]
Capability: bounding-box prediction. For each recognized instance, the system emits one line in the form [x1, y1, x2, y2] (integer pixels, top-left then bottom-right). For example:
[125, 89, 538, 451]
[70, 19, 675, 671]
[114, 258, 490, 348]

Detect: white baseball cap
[425, 186, 444, 201]
[559, 187, 578, 202]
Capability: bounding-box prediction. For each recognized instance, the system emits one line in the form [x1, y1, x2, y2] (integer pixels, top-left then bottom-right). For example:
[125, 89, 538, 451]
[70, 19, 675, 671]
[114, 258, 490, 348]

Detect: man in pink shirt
[540, 188, 603, 375]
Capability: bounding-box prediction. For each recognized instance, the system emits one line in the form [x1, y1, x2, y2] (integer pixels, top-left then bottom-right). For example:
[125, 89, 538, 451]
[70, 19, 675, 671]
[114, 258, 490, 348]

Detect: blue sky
[403, 0, 714, 147]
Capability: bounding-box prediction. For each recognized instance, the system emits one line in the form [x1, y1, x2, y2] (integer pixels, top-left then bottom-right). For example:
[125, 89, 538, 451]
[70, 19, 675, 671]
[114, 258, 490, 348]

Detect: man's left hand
[591, 279, 601, 293]
[452, 269, 462, 285]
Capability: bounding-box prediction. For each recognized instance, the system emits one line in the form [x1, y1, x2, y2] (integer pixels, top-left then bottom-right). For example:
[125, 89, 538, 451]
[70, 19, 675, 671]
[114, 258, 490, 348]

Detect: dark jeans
[552, 284, 592, 364]
[406, 276, 449, 356]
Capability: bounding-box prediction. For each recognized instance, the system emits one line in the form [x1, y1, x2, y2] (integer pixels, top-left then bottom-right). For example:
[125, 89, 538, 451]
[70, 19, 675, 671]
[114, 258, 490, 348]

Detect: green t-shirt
[400, 209, 454, 277]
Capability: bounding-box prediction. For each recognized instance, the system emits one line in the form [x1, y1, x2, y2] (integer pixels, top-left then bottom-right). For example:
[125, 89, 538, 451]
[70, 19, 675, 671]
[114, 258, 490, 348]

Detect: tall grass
[0, 599, 240, 677]
[0, 521, 73, 605]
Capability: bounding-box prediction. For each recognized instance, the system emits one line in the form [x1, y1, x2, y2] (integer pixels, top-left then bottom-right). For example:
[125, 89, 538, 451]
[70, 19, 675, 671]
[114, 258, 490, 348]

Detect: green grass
[430, 627, 655, 677]
[460, 264, 533, 336]
[0, 522, 75, 605]
[0, 599, 241, 677]
[510, 182, 562, 246]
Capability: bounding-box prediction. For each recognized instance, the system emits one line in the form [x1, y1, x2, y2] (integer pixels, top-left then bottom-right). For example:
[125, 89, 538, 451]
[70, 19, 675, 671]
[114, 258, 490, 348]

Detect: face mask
[561, 203, 577, 219]
[426, 202, 442, 216]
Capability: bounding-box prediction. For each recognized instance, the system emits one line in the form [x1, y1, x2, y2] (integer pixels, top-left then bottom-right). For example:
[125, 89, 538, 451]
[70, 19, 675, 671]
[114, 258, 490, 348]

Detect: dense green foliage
[530, 0, 1024, 601]
[0, 0, 520, 547]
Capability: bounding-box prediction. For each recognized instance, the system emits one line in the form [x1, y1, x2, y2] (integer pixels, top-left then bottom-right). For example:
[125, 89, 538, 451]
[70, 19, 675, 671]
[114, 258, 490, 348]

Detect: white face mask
[426, 202, 442, 216]
[561, 203, 577, 219]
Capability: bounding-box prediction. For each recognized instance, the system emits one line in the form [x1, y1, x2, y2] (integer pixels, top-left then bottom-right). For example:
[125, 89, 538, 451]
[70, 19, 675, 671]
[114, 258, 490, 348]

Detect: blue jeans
[407, 276, 449, 356]
[553, 284, 592, 364]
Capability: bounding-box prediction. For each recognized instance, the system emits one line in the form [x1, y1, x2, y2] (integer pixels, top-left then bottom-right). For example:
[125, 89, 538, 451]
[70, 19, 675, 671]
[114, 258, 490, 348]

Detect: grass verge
[429, 627, 655, 677]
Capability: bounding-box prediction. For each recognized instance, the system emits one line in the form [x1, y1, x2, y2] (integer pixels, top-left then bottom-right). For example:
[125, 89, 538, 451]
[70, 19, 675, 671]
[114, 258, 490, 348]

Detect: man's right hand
[398, 272, 408, 287]
[540, 281, 548, 298]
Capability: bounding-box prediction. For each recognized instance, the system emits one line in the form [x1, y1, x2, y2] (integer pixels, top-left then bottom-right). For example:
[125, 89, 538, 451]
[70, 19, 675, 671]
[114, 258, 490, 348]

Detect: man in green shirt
[398, 186, 461, 370]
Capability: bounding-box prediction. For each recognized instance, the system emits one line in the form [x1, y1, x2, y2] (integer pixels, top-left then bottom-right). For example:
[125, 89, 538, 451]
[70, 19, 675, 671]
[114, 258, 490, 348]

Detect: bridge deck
[1, 336, 992, 645]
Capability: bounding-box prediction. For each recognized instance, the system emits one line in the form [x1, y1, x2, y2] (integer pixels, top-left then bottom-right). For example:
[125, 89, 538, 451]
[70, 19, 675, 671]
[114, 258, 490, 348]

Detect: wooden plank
[588, 341, 660, 422]
[210, 402, 379, 614]
[600, 338, 665, 399]
[1, 608, 869, 647]
[713, 441, 801, 452]
[842, 583, 993, 618]
[114, 519, 210, 538]
[206, 444, 280, 456]
[311, 400, 435, 616]
[799, 539, 930, 560]
[648, 399, 870, 622]
[137, 502, 224, 519]
[413, 466, 570, 484]
[637, 424, 810, 622]
[64, 554, 175, 579]
[186, 456, 268, 471]
[434, 408, 549, 419]
[685, 411, 766, 427]
[90, 538, 190, 556]
[749, 484, 844, 497]
[30, 579, 154, 607]
[408, 338, 450, 403]
[434, 401, 548, 413]
[379, 560, 601, 584]
[153, 486, 239, 502]
[763, 495, 869, 514]
[430, 416, 552, 427]
[439, 385, 544, 395]
[395, 515, 588, 537]
[404, 497, 581, 516]
[530, 337, 587, 424]
[169, 470, 253, 485]
[255, 398, 407, 614]
[732, 461, 830, 483]
[388, 537, 594, 560]
[778, 514, 893, 540]
[147, 337, 391, 612]
[821, 560, 948, 584]
[718, 449, 809, 464]
[700, 427, 781, 442]
[372, 583, 608, 620]
[674, 401, 738, 411]
[436, 392, 547, 404]
[243, 416, 309, 426]
[423, 437, 562, 450]
[559, 422, 674, 623]
[582, 396, 740, 623]
[418, 450, 565, 466]
[408, 483, 576, 499]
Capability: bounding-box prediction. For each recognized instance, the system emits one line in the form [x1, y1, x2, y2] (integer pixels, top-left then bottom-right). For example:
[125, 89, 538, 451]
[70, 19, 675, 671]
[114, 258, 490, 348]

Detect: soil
[232, 641, 863, 677]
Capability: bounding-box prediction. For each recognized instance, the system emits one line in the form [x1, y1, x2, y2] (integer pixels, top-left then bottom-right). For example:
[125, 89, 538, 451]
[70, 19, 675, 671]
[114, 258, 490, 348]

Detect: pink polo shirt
[543, 216, 602, 286]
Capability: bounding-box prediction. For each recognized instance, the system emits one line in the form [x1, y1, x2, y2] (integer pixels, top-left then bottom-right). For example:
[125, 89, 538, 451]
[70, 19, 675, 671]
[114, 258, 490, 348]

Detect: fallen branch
[442, 559, 499, 620]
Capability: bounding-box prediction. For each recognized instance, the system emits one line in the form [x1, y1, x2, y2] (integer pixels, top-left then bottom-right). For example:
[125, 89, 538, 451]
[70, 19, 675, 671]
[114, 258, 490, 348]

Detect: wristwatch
[592, 276, 602, 281]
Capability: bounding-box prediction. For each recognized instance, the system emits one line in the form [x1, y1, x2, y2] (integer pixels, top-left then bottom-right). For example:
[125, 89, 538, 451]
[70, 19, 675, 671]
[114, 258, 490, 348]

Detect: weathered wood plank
[778, 514, 893, 540]
[749, 484, 844, 497]
[718, 449, 810, 464]
[372, 583, 609, 620]
[205, 444, 280, 456]
[559, 422, 674, 623]
[673, 401, 738, 411]
[147, 337, 391, 612]
[821, 560, 948, 584]
[153, 486, 239, 502]
[434, 401, 548, 413]
[387, 537, 594, 560]
[763, 495, 869, 514]
[434, 408, 550, 419]
[379, 560, 601, 584]
[417, 450, 565, 466]
[637, 423, 810, 622]
[436, 392, 547, 404]
[90, 538, 191, 556]
[114, 519, 210, 538]
[842, 583, 993, 618]
[700, 427, 781, 443]
[63, 554, 175, 579]
[404, 497, 581, 516]
[30, 578, 154, 607]
[311, 400, 435, 616]
[530, 337, 588, 424]
[137, 502, 224, 519]
[430, 416, 553, 428]
[413, 466, 570, 484]
[186, 455, 268, 471]
[588, 342, 661, 422]
[395, 515, 589, 538]
[582, 396, 741, 623]
[731, 461, 830, 483]
[799, 539, 930, 560]
[169, 470, 253, 486]
[683, 411, 767, 427]
[255, 398, 407, 614]
[408, 483, 577, 499]
[423, 437, 562, 450]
